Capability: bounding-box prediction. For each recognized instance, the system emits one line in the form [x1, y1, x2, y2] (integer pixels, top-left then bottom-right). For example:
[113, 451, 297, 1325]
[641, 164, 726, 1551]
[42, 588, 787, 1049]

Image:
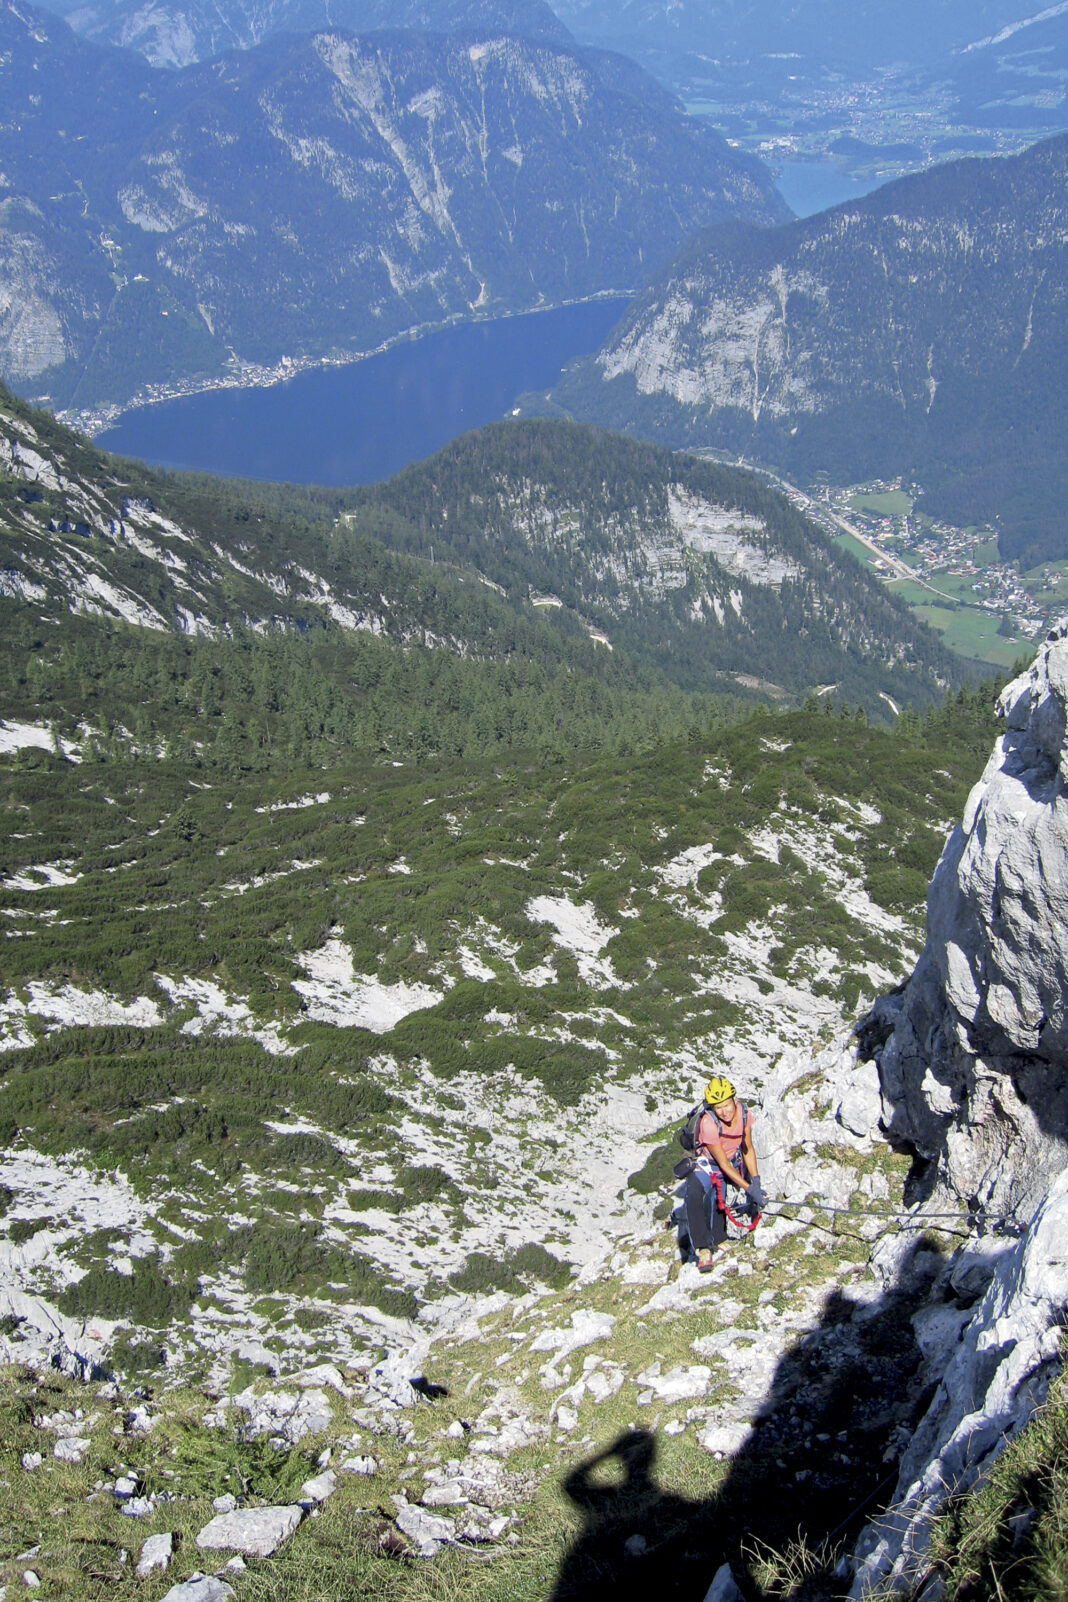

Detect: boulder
[421, 1480, 467, 1507]
[136, 1533, 173, 1578]
[697, 1421, 751, 1458]
[835, 1058, 883, 1138]
[299, 1469, 337, 1504]
[195, 1506, 304, 1558]
[393, 1498, 456, 1556]
[633, 1363, 712, 1403]
[160, 1578, 234, 1602]
[621, 1259, 668, 1286]
[52, 1437, 90, 1463]
[366, 1344, 433, 1409]
[234, 1387, 332, 1444]
[530, 1309, 615, 1360]
[703, 1563, 748, 1602]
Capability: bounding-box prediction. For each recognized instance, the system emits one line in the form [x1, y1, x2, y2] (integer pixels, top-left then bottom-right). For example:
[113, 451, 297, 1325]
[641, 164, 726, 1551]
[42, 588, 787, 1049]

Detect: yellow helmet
[704, 1075, 735, 1107]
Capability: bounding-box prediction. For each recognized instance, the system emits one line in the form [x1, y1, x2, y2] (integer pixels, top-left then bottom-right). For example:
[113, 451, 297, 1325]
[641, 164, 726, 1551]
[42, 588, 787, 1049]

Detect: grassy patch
[927, 1362, 1068, 1601]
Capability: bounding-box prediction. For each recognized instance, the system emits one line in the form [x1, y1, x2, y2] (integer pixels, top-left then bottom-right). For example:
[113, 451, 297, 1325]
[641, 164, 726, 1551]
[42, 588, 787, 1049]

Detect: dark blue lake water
[774, 161, 890, 217]
[97, 299, 630, 487]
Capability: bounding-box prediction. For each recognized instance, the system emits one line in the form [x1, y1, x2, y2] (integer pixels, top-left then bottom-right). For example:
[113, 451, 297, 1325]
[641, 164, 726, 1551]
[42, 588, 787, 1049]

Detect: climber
[683, 1076, 767, 1272]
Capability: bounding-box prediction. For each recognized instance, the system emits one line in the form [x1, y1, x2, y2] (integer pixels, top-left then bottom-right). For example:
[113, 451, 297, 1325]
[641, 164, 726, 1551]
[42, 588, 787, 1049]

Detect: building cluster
[825, 480, 1057, 641]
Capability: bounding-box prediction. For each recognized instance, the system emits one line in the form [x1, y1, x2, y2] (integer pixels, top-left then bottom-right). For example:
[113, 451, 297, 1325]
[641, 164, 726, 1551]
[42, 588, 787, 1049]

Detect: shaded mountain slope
[541, 133, 1068, 566]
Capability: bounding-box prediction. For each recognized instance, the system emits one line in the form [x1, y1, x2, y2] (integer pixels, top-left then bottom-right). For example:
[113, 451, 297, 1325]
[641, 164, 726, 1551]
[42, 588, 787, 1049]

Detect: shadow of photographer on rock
[547, 1237, 945, 1602]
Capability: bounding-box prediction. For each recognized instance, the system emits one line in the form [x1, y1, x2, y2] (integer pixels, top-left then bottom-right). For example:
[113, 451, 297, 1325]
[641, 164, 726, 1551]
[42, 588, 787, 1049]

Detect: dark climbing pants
[684, 1165, 728, 1252]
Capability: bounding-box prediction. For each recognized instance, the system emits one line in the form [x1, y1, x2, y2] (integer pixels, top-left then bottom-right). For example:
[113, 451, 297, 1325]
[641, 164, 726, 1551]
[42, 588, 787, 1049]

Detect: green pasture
[832, 529, 882, 568]
[848, 490, 913, 516]
[1021, 565, 1068, 607]
[907, 606, 1026, 667]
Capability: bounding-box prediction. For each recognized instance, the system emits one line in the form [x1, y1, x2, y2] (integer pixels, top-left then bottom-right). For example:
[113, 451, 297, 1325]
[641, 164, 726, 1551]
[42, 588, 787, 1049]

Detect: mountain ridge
[42, 0, 577, 67]
[0, 387, 970, 730]
[538, 132, 1068, 566]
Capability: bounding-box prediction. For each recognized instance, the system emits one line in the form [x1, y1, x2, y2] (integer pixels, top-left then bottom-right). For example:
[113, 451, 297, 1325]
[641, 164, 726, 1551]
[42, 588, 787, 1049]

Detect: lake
[774, 161, 892, 217]
[97, 299, 630, 487]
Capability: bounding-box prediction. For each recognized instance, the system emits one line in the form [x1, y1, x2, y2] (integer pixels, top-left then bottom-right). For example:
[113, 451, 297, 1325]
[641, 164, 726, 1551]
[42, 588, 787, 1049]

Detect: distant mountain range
[0, 385, 965, 731]
[48, 0, 573, 68]
[0, 0, 786, 418]
[552, 0, 1047, 73]
[539, 133, 1068, 567]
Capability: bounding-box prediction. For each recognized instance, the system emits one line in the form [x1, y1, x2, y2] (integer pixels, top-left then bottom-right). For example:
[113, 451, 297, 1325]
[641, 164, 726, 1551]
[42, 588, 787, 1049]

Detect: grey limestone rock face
[195, 1506, 304, 1558]
[879, 622, 1068, 1228]
[846, 623, 1068, 1596]
[849, 1166, 1068, 1597]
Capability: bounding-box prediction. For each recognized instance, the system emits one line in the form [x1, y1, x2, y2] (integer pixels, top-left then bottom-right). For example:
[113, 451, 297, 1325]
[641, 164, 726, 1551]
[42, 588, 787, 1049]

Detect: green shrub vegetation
[445, 1241, 572, 1296]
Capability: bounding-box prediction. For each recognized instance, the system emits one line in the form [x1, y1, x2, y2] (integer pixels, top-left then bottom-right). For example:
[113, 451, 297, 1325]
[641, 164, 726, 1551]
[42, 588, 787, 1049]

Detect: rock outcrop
[851, 1166, 1068, 1598]
[850, 623, 1068, 1595]
[880, 623, 1068, 1227]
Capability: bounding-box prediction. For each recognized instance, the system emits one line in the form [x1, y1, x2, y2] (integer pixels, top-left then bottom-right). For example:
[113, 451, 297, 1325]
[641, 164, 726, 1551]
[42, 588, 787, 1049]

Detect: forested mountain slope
[540, 133, 1068, 567]
[350, 420, 968, 705]
[0, 600, 1004, 1595]
[0, 390, 966, 741]
[0, 0, 785, 417]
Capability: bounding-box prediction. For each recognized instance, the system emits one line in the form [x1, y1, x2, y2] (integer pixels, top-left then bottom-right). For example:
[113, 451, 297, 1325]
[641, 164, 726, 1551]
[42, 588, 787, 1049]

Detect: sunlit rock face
[848, 623, 1068, 1597]
[878, 622, 1068, 1228]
